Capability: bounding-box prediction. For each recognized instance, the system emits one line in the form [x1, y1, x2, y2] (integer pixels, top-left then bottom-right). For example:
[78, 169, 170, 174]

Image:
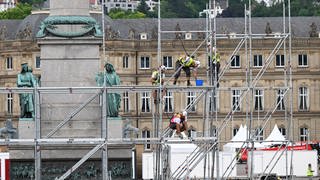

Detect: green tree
[137, 0, 150, 14]
[252, 1, 269, 17]
[0, 3, 32, 19]
[221, 0, 320, 17]
[160, 0, 206, 18]
[19, 0, 46, 8]
[137, 0, 158, 18]
[108, 8, 146, 19]
[221, 0, 248, 17]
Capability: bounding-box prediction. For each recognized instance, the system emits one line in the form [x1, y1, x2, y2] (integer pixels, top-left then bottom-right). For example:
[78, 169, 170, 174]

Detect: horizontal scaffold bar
[0, 86, 290, 94]
[0, 137, 217, 146]
[0, 86, 216, 94]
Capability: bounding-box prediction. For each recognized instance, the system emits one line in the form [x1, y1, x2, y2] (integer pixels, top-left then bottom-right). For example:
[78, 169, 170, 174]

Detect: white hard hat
[182, 111, 187, 116]
[159, 65, 167, 70]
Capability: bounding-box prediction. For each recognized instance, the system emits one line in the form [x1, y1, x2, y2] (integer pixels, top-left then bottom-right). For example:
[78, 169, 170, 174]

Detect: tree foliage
[109, 0, 320, 18]
[19, 0, 46, 9]
[0, 3, 32, 19]
[108, 8, 146, 19]
[137, 0, 157, 18]
[137, 0, 150, 14]
[220, 0, 320, 17]
[160, 0, 206, 18]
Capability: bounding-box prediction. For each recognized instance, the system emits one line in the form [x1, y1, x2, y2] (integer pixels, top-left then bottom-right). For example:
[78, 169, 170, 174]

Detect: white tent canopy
[262, 124, 286, 147]
[223, 125, 263, 151]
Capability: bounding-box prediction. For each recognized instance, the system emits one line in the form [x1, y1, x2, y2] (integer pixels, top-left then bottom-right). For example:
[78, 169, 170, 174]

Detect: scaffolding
[151, 0, 294, 179]
[0, 0, 295, 179]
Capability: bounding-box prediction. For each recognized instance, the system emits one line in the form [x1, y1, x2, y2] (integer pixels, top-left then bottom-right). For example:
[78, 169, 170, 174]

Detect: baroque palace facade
[0, 12, 320, 147]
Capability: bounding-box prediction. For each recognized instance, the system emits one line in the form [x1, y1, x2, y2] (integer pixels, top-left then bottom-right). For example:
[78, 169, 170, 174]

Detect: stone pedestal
[108, 117, 123, 139]
[18, 120, 34, 139]
[38, 38, 102, 139]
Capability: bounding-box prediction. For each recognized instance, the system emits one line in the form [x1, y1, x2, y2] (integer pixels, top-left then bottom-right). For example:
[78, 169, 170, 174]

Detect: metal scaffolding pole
[102, 86, 108, 180]
[34, 85, 41, 180]
[288, 0, 294, 178]
[155, 1, 162, 178]
[247, 1, 255, 179]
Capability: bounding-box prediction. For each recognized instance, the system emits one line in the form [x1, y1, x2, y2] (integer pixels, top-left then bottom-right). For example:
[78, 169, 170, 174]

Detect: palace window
[255, 127, 264, 141]
[211, 125, 217, 137]
[6, 56, 13, 70]
[253, 55, 263, 67]
[35, 56, 41, 69]
[298, 87, 308, 111]
[254, 89, 263, 111]
[276, 54, 285, 67]
[230, 55, 240, 68]
[140, 56, 150, 69]
[233, 126, 240, 137]
[186, 92, 196, 112]
[141, 92, 150, 112]
[122, 91, 129, 112]
[276, 89, 285, 110]
[279, 126, 286, 136]
[298, 54, 308, 67]
[209, 91, 218, 112]
[7, 93, 13, 114]
[122, 55, 129, 68]
[142, 129, 151, 150]
[163, 56, 173, 69]
[232, 89, 241, 111]
[300, 127, 308, 141]
[164, 91, 173, 113]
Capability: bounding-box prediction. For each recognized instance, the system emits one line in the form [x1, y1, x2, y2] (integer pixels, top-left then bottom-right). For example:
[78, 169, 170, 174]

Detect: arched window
[278, 125, 286, 136]
[255, 126, 264, 141]
[300, 126, 309, 141]
[211, 125, 217, 137]
[233, 125, 240, 137]
[298, 87, 308, 111]
[142, 128, 151, 150]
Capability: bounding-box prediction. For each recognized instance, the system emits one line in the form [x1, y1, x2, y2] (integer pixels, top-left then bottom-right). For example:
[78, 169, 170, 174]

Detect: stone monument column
[38, 0, 102, 139]
[37, 0, 102, 158]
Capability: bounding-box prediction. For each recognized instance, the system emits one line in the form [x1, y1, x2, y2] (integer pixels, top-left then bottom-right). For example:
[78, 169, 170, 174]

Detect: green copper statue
[17, 63, 37, 118]
[96, 63, 121, 117]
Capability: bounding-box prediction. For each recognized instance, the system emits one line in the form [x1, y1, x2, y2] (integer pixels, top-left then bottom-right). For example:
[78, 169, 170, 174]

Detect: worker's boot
[181, 132, 188, 139]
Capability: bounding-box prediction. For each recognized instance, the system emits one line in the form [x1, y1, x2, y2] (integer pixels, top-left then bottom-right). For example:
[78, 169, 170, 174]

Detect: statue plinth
[18, 120, 34, 139]
[108, 117, 123, 139]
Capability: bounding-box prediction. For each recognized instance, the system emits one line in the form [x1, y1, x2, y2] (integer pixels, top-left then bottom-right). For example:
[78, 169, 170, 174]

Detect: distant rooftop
[0, 12, 319, 40]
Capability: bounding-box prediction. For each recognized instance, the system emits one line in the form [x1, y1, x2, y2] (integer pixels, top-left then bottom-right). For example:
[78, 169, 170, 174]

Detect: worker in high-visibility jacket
[208, 46, 221, 87]
[307, 163, 314, 179]
[151, 65, 167, 104]
[173, 55, 200, 86]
